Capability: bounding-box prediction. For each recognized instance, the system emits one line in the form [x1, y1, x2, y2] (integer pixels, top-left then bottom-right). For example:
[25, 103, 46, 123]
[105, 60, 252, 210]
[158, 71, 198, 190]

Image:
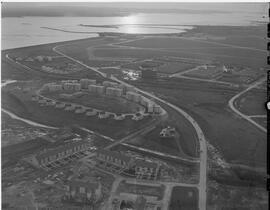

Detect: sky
[2, 2, 268, 17]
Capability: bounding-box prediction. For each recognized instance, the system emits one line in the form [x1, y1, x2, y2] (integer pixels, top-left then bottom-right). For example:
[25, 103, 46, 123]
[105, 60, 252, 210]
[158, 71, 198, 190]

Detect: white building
[63, 83, 81, 91]
[80, 79, 96, 89]
[106, 87, 123, 97]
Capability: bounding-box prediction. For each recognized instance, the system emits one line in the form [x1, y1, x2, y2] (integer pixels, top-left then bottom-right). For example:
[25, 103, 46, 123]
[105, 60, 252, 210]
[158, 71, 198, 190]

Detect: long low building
[96, 150, 133, 169]
[26, 140, 90, 167]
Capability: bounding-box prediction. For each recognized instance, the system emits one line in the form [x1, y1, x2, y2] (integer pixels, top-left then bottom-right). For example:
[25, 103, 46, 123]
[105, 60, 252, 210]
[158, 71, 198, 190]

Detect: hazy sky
[2, 2, 268, 17]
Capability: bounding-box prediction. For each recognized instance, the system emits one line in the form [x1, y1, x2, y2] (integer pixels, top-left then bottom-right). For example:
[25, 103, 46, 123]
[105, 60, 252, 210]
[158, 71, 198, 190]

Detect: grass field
[127, 123, 192, 158]
[44, 91, 140, 113]
[251, 117, 267, 129]
[235, 89, 266, 116]
[2, 86, 152, 140]
[207, 183, 267, 209]
[128, 78, 266, 167]
[93, 46, 266, 70]
[169, 186, 198, 210]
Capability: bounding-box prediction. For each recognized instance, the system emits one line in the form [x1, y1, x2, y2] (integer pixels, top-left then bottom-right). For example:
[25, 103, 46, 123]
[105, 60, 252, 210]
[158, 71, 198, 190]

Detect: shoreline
[2, 24, 266, 51]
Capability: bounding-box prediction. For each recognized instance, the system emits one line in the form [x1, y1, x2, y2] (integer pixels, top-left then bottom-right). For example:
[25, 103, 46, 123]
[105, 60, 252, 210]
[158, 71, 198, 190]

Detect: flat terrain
[44, 91, 140, 114]
[169, 186, 198, 210]
[2, 82, 152, 139]
[235, 89, 266, 116]
[128, 78, 266, 167]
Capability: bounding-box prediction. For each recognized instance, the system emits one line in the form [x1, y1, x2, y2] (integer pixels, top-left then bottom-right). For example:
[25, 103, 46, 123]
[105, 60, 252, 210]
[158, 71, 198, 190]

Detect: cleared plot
[1, 112, 48, 147]
[129, 78, 266, 166]
[169, 186, 198, 210]
[127, 123, 193, 159]
[44, 91, 140, 114]
[235, 89, 266, 116]
[207, 184, 267, 209]
[116, 180, 165, 201]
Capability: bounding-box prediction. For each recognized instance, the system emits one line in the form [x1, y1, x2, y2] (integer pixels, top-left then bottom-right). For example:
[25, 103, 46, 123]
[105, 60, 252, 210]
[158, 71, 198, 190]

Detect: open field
[251, 117, 267, 129]
[43, 91, 141, 114]
[207, 183, 268, 209]
[127, 123, 191, 158]
[169, 186, 198, 210]
[93, 46, 266, 70]
[235, 89, 266, 116]
[184, 25, 266, 50]
[127, 78, 266, 167]
[116, 180, 165, 201]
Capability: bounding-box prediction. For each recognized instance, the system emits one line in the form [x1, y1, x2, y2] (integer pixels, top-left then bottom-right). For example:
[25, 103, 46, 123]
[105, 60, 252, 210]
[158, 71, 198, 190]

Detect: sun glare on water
[121, 15, 138, 25]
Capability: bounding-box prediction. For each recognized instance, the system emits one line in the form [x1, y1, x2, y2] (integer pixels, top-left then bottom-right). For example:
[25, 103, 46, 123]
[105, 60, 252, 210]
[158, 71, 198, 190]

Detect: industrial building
[26, 140, 90, 167]
[64, 178, 102, 203]
[80, 79, 96, 89]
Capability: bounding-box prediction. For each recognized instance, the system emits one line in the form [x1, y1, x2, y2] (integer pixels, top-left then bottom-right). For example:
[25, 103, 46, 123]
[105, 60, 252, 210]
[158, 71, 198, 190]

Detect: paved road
[228, 77, 267, 133]
[53, 43, 208, 210]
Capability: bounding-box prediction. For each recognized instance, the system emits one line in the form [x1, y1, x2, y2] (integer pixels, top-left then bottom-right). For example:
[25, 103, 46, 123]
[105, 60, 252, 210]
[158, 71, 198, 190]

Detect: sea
[1, 8, 267, 50]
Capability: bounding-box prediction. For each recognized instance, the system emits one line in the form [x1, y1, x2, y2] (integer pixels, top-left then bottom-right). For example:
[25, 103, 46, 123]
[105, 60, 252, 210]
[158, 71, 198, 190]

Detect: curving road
[1, 80, 58, 129]
[228, 77, 266, 133]
[52, 42, 208, 210]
